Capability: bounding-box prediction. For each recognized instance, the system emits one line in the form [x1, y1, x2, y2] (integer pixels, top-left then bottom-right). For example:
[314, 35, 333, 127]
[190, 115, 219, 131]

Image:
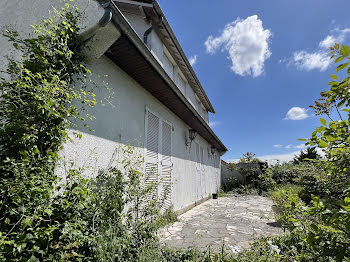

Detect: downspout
[143, 16, 163, 46]
[80, 2, 113, 42]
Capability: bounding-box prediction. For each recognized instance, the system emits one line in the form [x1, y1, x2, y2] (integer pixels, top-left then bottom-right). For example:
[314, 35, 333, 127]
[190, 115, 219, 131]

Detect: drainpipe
[80, 2, 113, 42]
[143, 16, 163, 46]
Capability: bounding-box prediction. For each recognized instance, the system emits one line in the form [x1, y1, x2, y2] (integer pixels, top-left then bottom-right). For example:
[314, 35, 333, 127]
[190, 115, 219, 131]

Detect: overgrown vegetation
[1, 1, 349, 261]
[217, 44, 350, 261]
[0, 3, 175, 261]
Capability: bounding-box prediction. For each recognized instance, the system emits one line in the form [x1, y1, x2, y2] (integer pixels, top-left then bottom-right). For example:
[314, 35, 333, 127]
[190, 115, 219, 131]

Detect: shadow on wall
[67, 56, 218, 169]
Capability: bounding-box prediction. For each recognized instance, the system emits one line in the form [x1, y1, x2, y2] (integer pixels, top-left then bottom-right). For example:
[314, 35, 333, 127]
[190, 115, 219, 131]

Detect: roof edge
[152, 1, 215, 113]
[108, 1, 227, 152]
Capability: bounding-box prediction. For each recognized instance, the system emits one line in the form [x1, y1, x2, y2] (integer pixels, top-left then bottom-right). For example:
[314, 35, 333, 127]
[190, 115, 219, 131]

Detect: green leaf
[328, 81, 338, 86]
[325, 135, 336, 142]
[330, 74, 338, 80]
[335, 43, 339, 50]
[320, 118, 327, 126]
[318, 140, 328, 148]
[340, 45, 350, 56]
[28, 256, 40, 262]
[336, 63, 349, 72]
[337, 100, 345, 108]
[334, 56, 344, 63]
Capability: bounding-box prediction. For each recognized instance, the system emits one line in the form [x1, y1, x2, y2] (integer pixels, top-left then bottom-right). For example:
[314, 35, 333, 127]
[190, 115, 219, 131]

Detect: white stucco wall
[0, 0, 102, 74]
[0, 0, 221, 212]
[60, 56, 221, 211]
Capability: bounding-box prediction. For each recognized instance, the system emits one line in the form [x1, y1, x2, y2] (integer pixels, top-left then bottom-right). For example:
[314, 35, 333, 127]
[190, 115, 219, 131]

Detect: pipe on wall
[143, 16, 163, 46]
[80, 2, 113, 42]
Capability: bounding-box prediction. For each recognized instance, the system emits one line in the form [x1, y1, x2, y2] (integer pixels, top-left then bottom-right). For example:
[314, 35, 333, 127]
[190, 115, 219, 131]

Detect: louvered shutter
[160, 120, 172, 209]
[145, 110, 160, 199]
[200, 145, 205, 198]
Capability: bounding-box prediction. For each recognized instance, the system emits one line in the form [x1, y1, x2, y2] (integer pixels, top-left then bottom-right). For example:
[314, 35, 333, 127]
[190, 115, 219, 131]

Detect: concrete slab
[159, 195, 283, 254]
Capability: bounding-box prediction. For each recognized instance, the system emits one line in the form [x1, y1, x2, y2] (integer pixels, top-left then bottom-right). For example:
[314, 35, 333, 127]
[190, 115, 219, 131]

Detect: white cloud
[189, 55, 197, 66]
[293, 51, 332, 72]
[295, 143, 306, 149]
[285, 107, 309, 120]
[205, 15, 272, 77]
[256, 151, 300, 165]
[285, 144, 292, 149]
[319, 28, 350, 48]
[290, 27, 350, 72]
[225, 148, 325, 165]
[273, 144, 283, 148]
[209, 121, 220, 128]
[257, 148, 325, 165]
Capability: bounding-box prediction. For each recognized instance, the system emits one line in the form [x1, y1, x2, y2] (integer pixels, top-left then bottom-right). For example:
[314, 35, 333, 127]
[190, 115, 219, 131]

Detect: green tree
[293, 147, 321, 165]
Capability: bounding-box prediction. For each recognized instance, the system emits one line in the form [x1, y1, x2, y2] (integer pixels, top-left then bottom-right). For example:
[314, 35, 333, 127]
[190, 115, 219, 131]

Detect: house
[0, 0, 227, 214]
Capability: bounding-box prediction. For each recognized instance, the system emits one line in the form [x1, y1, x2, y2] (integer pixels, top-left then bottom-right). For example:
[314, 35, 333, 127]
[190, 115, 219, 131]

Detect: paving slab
[159, 195, 283, 254]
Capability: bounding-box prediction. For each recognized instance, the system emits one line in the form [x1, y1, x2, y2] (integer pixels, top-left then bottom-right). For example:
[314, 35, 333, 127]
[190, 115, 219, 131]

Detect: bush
[0, 3, 175, 260]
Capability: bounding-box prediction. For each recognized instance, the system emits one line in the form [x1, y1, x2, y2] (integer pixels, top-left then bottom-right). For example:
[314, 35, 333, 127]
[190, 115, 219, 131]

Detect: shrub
[0, 3, 175, 261]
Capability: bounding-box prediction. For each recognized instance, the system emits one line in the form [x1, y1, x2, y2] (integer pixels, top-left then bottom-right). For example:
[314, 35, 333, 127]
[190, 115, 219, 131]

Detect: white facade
[0, 0, 225, 213]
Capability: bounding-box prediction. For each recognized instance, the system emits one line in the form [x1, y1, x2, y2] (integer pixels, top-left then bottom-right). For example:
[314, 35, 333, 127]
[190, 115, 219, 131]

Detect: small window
[163, 53, 174, 79]
[177, 74, 186, 95]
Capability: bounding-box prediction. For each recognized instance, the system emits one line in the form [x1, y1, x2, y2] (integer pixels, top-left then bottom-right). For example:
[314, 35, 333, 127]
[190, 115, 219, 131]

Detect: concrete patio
[159, 195, 283, 254]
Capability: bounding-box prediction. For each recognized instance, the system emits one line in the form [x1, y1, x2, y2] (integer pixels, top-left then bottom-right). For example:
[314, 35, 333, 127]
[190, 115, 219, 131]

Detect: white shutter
[160, 120, 172, 209]
[200, 145, 205, 198]
[144, 109, 173, 209]
[145, 110, 160, 198]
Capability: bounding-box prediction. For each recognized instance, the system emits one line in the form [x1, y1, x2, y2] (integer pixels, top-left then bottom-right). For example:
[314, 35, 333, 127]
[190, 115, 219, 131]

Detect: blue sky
[157, 0, 350, 163]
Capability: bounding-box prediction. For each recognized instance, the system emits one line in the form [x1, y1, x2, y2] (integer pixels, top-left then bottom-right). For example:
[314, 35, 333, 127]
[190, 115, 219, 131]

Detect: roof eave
[108, 1, 227, 152]
[151, 1, 216, 113]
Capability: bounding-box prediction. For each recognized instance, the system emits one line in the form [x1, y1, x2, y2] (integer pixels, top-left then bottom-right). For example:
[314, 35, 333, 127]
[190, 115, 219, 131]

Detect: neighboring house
[0, 0, 227, 214]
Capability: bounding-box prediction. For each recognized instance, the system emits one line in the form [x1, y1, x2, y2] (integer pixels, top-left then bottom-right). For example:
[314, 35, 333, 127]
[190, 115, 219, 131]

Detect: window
[163, 53, 174, 79]
[177, 74, 186, 95]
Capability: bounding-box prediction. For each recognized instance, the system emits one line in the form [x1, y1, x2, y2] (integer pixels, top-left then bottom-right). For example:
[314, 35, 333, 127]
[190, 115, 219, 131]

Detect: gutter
[108, 1, 227, 152]
[80, 2, 113, 42]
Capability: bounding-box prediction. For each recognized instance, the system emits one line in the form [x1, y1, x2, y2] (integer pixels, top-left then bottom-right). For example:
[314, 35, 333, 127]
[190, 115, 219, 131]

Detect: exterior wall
[221, 162, 264, 188]
[122, 11, 210, 124]
[0, 0, 102, 74]
[0, 0, 221, 212]
[60, 56, 221, 211]
[221, 162, 245, 187]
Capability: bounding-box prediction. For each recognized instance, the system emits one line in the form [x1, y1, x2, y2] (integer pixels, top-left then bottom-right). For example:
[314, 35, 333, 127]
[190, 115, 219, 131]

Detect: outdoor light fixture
[210, 146, 215, 155]
[186, 129, 197, 147]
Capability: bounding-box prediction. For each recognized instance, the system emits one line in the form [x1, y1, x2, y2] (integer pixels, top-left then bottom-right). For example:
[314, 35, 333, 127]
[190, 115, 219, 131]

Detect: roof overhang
[113, 0, 215, 113]
[102, 1, 227, 152]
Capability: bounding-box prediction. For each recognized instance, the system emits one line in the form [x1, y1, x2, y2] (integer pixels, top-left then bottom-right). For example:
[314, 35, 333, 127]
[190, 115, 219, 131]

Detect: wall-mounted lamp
[186, 129, 197, 147]
[210, 146, 215, 155]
